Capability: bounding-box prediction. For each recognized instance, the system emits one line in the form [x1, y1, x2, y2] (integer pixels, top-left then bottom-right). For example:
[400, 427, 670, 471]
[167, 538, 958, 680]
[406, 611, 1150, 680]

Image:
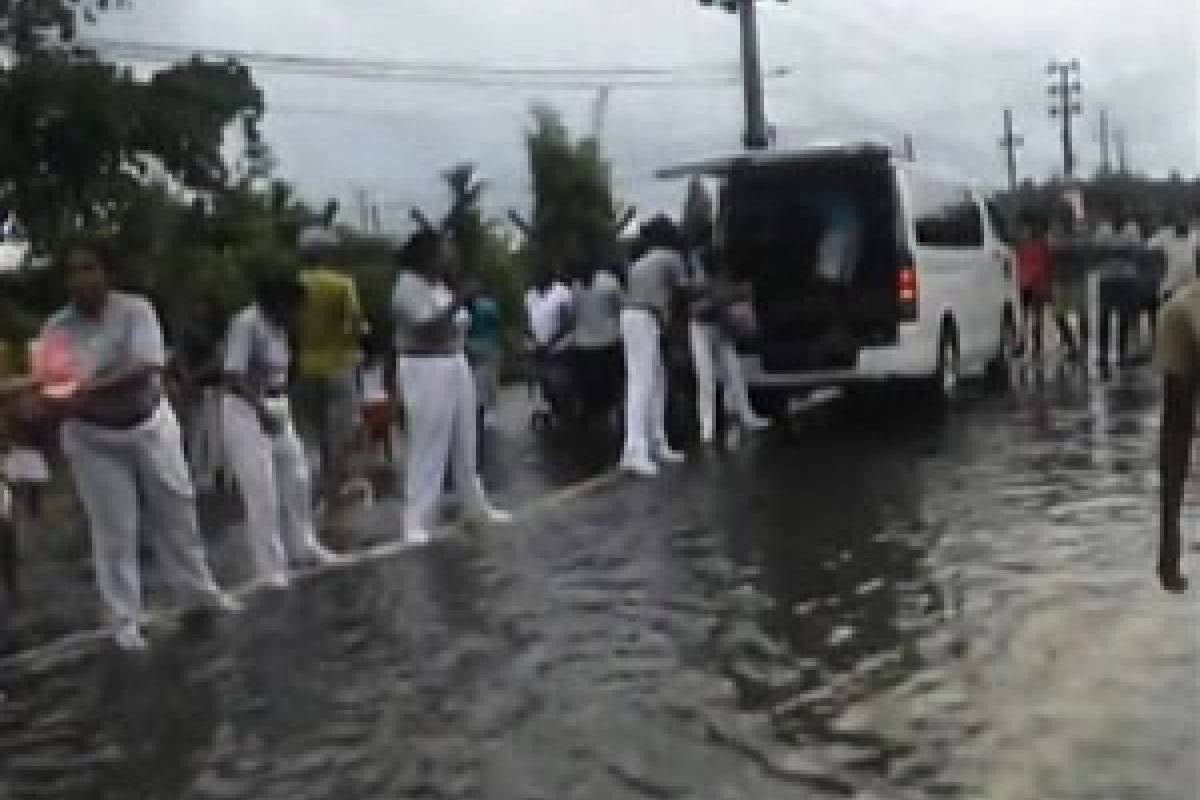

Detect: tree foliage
[525, 105, 624, 279]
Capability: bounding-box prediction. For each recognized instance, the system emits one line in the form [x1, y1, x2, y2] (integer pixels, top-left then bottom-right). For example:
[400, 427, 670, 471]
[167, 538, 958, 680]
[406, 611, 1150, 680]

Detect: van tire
[927, 323, 961, 409]
[985, 311, 1017, 393]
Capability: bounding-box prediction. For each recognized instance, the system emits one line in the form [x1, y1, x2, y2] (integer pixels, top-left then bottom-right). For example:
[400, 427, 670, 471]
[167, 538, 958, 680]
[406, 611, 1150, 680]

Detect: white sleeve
[128, 298, 167, 368]
[222, 311, 253, 376]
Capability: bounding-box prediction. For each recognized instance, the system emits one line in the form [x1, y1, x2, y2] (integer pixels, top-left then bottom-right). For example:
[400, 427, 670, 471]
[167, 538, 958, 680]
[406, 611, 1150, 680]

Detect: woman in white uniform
[39, 248, 240, 650]
[222, 273, 338, 589]
[619, 216, 691, 477]
[392, 231, 511, 543]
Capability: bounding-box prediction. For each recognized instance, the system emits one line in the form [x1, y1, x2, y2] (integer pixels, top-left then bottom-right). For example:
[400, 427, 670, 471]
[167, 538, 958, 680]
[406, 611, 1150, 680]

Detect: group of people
[524, 181, 771, 477]
[1015, 212, 1200, 370]
[0, 230, 517, 650]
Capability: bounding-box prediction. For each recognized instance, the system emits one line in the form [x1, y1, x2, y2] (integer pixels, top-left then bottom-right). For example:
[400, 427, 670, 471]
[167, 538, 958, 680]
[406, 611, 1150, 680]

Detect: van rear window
[909, 177, 984, 248]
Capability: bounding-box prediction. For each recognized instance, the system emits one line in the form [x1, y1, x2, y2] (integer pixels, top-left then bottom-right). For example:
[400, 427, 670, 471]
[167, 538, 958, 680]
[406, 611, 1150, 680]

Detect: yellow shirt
[1156, 282, 1200, 379]
[296, 269, 366, 377]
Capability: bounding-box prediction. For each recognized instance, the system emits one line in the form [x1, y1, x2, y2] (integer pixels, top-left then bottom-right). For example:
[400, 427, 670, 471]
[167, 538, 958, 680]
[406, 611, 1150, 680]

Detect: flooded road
[1, 367, 1196, 799]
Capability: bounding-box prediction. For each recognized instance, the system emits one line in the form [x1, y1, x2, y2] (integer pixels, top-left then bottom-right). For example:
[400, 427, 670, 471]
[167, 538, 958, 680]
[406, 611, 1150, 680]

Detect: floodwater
[0, 366, 1196, 800]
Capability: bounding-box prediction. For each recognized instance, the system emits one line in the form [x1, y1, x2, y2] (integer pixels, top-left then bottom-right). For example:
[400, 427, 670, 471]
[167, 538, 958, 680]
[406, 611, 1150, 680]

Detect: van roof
[655, 143, 895, 180]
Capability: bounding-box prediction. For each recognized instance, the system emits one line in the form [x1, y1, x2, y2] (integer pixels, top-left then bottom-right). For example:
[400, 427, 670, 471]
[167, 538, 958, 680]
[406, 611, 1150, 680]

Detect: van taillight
[897, 264, 918, 321]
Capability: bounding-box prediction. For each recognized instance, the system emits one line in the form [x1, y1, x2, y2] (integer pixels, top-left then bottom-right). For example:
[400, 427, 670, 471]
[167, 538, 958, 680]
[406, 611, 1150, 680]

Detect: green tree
[524, 105, 624, 279]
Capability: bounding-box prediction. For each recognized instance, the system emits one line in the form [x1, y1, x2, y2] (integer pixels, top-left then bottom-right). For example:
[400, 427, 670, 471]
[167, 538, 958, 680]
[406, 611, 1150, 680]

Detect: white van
[660, 144, 1020, 407]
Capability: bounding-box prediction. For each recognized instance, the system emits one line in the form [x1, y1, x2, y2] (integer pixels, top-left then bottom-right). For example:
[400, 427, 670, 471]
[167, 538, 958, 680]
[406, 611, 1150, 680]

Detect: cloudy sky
[94, 0, 1199, 229]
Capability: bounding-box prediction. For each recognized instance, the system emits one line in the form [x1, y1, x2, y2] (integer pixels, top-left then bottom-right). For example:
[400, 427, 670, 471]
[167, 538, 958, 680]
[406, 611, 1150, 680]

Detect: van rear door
[720, 153, 903, 372]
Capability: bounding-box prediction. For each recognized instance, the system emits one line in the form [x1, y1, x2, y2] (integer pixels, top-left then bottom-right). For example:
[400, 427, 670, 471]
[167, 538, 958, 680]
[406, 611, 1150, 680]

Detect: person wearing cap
[37, 248, 240, 650]
[392, 230, 511, 544]
[222, 270, 339, 590]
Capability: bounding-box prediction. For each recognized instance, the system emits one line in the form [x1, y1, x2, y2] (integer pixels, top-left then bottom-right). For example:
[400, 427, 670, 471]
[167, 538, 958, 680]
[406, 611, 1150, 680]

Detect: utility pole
[1095, 107, 1112, 175]
[737, 0, 769, 149]
[590, 85, 611, 144]
[1047, 59, 1083, 179]
[352, 186, 370, 232]
[998, 108, 1024, 198]
[698, 0, 778, 150]
[1114, 127, 1129, 175]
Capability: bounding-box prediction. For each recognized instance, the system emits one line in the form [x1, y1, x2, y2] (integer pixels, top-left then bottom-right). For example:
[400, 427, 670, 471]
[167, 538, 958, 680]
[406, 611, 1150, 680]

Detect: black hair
[64, 241, 116, 274]
[252, 271, 303, 317]
[633, 214, 686, 261]
[397, 229, 443, 274]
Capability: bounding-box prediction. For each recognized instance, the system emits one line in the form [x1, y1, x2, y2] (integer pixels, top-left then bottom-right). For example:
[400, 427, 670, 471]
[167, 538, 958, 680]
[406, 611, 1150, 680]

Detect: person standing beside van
[687, 235, 770, 443]
[619, 216, 691, 477]
[1015, 214, 1053, 358]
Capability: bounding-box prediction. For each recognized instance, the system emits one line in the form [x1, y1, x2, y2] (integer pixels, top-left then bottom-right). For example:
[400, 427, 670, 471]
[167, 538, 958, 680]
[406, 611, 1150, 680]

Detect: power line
[79, 37, 739, 79]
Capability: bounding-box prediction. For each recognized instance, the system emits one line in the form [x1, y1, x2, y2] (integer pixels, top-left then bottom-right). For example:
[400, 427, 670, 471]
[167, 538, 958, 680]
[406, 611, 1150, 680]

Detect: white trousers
[222, 395, 320, 580]
[397, 354, 488, 533]
[187, 387, 224, 492]
[620, 309, 668, 464]
[61, 400, 223, 630]
[689, 320, 758, 438]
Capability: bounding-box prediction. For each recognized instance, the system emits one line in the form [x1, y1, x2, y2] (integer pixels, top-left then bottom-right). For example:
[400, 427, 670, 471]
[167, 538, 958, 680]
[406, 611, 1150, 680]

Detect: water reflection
[0, 370, 1195, 799]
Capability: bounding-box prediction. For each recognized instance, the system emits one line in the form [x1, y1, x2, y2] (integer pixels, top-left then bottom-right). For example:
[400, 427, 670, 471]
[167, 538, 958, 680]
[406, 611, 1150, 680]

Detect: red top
[1015, 237, 1052, 293]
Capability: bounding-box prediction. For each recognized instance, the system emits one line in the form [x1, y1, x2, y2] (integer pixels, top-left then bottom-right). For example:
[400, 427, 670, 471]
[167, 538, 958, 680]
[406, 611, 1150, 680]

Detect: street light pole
[737, 0, 769, 150]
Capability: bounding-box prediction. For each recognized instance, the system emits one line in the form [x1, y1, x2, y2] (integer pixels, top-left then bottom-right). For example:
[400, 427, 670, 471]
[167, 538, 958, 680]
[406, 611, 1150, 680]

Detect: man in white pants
[392, 231, 511, 543]
[620, 216, 691, 477]
[222, 273, 338, 590]
[42, 249, 240, 651]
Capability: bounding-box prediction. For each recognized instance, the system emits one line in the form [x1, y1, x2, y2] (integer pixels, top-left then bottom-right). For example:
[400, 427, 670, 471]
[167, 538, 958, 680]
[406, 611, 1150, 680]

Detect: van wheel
[985, 313, 1017, 393]
[929, 324, 961, 408]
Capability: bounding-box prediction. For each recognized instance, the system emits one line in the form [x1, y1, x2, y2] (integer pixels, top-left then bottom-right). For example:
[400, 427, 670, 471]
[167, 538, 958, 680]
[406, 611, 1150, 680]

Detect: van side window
[911, 178, 984, 248]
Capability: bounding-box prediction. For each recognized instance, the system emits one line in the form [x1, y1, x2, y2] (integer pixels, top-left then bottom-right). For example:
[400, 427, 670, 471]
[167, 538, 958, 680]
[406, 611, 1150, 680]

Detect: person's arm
[0, 375, 34, 398]
[220, 313, 278, 431]
[79, 301, 166, 397]
[546, 294, 576, 351]
[1157, 301, 1196, 592]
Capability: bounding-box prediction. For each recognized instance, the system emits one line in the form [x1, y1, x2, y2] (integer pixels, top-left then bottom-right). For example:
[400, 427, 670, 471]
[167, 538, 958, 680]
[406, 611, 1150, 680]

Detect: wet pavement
[0, 365, 1196, 800]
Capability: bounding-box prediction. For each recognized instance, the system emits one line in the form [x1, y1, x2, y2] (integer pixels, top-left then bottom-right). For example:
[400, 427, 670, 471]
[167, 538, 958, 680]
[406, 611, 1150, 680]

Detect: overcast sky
[96, 0, 1199, 229]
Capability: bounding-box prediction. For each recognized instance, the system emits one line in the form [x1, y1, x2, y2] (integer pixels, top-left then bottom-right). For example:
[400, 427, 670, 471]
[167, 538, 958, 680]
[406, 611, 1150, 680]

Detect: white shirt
[572, 271, 623, 349]
[526, 282, 573, 348]
[1151, 228, 1200, 295]
[223, 304, 291, 393]
[392, 271, 465, 354]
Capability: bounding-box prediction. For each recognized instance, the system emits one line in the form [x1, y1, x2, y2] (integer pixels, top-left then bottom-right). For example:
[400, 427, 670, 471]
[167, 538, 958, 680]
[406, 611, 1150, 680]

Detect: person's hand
[1158, 554, 1189, 594]
[257, 407, 283, 436]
